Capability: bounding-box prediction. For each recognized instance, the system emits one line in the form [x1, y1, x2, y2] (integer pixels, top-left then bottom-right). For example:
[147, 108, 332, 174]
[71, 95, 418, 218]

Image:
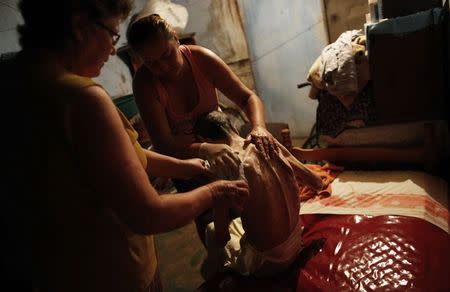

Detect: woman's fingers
[230, 180, 249, 198]
[208, 147, 241, 179]
[251, 134, 282, 160]
[209, 179, 249, 211]
[252, 135, 268, 159]
[262, 137, 271, 159]
[269, 136, 279, 156]
[228, 149, 242, 166]
[222, 150, 240, 168]
[234, 179, 249, 188]
[221, 154, 240, 179]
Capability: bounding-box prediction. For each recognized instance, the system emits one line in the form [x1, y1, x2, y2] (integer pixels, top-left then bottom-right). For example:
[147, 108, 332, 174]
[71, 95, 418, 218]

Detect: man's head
[194, 111, 239, 143]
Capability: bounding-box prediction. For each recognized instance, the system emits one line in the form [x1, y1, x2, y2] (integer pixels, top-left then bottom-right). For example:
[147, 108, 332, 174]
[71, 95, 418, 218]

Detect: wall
[323, 0, 367, 42]
[94, 1, 148, 98]
[0, 0, 143, 99]
[0, 0, 329, 137]
[0, 0, 22, 53]
[238, 0, 328, 137]
[0, 0, 254, 101]
[171, 0, 256, 110]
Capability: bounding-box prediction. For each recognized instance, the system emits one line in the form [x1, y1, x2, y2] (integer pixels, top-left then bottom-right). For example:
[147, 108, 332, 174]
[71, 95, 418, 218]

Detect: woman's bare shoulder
[187, 45, 224, 76]
[187, 45, 219, 62]
[70, 85, 116, 115]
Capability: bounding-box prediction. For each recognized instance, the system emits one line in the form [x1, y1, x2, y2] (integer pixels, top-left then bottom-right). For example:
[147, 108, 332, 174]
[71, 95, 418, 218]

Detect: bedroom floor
[155, 137, 308, 292]
[155, 221, 205, 291]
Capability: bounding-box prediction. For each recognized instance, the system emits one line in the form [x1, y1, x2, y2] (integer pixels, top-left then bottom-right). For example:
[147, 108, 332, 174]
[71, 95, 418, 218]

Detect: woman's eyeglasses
[95, 22, 120, 45]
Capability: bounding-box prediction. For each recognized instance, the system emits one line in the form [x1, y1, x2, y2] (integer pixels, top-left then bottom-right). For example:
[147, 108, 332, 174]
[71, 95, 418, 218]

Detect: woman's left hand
[244, 126, 279, 159]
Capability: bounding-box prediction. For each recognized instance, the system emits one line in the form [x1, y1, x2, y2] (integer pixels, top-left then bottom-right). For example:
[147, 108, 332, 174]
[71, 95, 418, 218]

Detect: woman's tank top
[27, 62, 157, 291]
[153, 45, 219, 136]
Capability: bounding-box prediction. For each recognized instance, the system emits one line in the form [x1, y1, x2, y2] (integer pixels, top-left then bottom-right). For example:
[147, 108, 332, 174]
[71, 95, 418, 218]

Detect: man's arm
[212, 206, 231, 247]
[276, 141, 323, 190]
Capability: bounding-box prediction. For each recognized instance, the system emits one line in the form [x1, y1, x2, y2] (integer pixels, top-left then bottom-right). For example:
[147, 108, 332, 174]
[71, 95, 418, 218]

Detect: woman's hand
[207, 179, 249, 213]
[244, 126, 279, 159]
[179, 158, 212, 180]
[198, 143, 241, 180]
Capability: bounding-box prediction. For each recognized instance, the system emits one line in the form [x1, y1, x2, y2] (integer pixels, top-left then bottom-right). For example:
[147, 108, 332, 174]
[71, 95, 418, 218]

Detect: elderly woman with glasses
[0, 1, 250, 291]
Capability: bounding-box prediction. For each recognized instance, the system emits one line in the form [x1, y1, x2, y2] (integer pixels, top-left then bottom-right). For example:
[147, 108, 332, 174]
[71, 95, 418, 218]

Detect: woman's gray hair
[18, 0, 133, 49]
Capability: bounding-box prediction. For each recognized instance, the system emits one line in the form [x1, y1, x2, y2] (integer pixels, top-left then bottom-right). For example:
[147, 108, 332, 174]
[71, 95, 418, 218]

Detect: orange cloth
[297, 163, 343, 202]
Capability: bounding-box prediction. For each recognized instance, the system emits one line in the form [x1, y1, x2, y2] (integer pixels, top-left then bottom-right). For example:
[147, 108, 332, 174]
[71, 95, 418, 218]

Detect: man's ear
[195, 134, 206, 143]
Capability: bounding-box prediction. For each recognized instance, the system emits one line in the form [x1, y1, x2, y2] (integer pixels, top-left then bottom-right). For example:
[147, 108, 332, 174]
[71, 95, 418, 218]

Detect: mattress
[197, 170, 450, 291]
[301, 170, 449, 233]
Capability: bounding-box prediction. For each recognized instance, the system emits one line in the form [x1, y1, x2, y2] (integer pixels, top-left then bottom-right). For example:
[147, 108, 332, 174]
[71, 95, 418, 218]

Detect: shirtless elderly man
[194, 111, 323, 277]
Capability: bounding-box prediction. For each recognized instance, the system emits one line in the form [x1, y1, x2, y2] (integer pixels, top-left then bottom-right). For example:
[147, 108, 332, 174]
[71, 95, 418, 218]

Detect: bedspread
[197, 170, 449, 291]
[301, 170, 449, 233]
[297, 214, 450, 291]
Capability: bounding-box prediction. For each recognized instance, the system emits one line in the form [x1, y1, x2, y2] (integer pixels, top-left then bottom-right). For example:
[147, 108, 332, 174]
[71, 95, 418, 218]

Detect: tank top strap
[153, 45, 201, 109]
[58, 72, 97, 88]
[179, 45, 219, 113]
[179, 45, 210, 98]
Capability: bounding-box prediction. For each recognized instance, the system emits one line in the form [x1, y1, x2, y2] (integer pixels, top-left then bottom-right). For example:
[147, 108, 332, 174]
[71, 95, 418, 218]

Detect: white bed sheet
[300, 170, 449, 233]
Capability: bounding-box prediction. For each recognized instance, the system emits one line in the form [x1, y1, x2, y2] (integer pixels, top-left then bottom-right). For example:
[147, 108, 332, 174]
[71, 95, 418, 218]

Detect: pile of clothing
[306, 30, 375, 138]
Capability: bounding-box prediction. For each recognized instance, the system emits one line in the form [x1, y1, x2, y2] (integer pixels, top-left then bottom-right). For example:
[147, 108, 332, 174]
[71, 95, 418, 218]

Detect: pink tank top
[154, 45, 219, 136]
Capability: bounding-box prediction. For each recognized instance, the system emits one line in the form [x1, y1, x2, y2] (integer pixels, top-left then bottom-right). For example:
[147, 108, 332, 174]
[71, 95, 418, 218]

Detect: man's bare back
[195, 111, 323, 276]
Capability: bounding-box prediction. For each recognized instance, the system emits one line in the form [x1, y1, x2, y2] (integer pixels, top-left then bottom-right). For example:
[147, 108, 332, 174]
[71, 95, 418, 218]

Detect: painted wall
[324, 0, 367, 42]
[128, 0, 328, 138]
[0, 0, 22, 53]
[94, 1, 148, 98]
[237, 0, 328, 137]
[0, 0, 328, 137]
[173, 0, 249, 64]
[0, 0, 251, 100]
[0, 0, 142, 99]
[171, 0, 256, 111]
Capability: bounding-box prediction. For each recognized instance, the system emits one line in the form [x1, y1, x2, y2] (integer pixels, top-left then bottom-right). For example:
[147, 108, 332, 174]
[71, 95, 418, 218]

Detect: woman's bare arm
[67, 85, 248, 234]
[133, 67, 241, 177]
[133, 68, 202, 158]
[191, 46, 266, 127]
[143, 149, 209, 180]
[191, 46, 278, 158]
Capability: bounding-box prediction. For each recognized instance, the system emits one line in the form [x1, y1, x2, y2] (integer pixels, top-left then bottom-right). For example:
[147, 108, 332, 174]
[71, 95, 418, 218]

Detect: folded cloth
[306, 56, 323, 99]
[297, 163, 343, 202]
[306, 31, 369, 107]
[202, 217, 304, 278]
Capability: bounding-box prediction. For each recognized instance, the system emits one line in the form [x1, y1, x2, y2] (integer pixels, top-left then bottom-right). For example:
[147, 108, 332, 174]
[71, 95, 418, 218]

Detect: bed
[196, 144, 449, 291]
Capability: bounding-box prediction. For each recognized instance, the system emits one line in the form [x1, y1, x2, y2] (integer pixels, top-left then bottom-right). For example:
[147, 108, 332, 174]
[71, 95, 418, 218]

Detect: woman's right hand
[207, 179, 249, 213]
[198, 143, 241, 180]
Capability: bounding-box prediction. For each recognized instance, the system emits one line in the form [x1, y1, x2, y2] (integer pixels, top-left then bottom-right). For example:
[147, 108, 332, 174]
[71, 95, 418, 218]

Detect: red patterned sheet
[197, 214, 450, 291]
